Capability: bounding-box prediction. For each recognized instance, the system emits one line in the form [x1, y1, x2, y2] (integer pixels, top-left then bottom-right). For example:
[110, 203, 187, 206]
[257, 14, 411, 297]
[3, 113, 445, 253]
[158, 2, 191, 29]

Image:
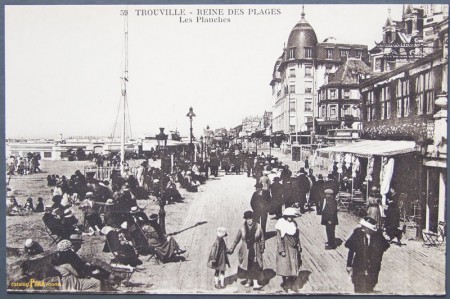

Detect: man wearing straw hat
[345, 216, 390, 293]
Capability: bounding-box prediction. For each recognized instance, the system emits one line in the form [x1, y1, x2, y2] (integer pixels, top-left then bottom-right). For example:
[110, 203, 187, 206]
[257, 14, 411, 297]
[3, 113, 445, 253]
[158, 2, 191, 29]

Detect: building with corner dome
[270, 8, 369, 146]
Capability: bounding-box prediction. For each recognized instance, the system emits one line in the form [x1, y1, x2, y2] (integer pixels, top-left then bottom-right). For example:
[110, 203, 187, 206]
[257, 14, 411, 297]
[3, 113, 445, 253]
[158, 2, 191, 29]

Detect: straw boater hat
[359, 217, 378, 232]
[100, 226, 115, 236]
[216, 227, 228, 238]
[85, 192, 94, 198]
[130, 206, 139, 213]
[282, 207, 299, 217]
[25, 239, 34, 248]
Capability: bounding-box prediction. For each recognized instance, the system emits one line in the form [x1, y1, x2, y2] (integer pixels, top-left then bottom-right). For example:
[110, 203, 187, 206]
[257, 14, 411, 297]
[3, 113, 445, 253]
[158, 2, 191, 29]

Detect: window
[325, 65, 333, 74]
[305, 65, 312, 76]
[403, 80, 410, 116]
[355, 50, 362, 59]
[330, 105, 337, 119]
[321, 105, 326, 118]
[44, 152, 52, 158]
[344, 89, 350, 99]
[305, 116, 313, 123]
[305, 47, 312, 58]
[396, 80, 402, 118]
[289, 48, 296, 59]
[289, 125, 296, 132]
[340, 49, 349, 58]
[375, 58, 382, 71]
[289, 100, 296, 112]
[326, 49, 333, 59]
[385, 86, 392, 119]
[415, 74, 424, 115]
[289, 85, 296, 93]
[305, 101, 312, 111]
[305, 87, 312, 94]
[289, 68, 296, 78]
[424, 71, 434, 114]
[330, 89, 337, 99]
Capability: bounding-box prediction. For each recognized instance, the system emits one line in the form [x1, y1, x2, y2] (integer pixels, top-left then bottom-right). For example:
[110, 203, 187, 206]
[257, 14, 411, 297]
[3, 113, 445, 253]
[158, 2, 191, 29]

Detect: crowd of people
[201, 145, 401, 294]
[7, 153, 41, 176]
[7, 143, 407, 294]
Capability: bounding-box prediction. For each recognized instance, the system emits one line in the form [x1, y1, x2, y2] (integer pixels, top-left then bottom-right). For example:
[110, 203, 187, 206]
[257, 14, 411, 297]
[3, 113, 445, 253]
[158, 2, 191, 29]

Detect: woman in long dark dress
[228, 211, 265, 290]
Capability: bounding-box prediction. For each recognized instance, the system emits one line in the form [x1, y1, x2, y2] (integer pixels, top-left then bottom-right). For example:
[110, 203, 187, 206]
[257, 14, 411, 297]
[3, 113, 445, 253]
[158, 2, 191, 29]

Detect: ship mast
[120, 11, 129, 175]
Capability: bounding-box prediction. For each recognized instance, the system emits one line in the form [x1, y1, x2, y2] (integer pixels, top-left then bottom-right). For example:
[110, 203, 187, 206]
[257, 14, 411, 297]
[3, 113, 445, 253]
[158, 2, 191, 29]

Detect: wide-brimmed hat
[283, 207, 299, 217]
[100, 226, 114, 236]
[105, 199, 114, 206]
[149, 214, 159, 222]
[359, 217, 378, 231]
[243, 210, 254, 219]
[324, 189, 334, 195]
[57, 240, 73, 252]
[216, 227, 228, 238]
[25, 239, 34, 248]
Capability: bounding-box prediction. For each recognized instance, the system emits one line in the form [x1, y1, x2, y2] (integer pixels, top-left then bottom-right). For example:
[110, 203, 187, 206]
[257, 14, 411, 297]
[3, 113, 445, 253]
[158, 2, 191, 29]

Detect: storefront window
[415, 74, 424, 116]
[425, 71, 434, 114]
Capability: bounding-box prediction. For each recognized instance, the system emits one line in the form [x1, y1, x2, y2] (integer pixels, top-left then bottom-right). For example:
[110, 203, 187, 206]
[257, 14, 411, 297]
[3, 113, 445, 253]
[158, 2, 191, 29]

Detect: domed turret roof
[286, 11, 318, 53]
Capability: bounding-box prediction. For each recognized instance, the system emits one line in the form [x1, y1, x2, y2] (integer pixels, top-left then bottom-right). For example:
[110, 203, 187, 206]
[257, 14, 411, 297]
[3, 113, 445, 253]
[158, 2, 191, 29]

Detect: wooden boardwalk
[140, 171, 445, 295]
[6, 159, 446, 295]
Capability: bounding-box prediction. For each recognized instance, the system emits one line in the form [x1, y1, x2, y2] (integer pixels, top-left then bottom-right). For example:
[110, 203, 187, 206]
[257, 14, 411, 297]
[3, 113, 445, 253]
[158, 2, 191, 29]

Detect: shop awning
[317, 140, 417, 157]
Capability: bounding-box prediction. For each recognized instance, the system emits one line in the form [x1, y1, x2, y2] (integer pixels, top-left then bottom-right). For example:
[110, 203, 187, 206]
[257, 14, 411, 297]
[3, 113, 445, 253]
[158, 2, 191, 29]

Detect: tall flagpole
[120, 10, 128, 175]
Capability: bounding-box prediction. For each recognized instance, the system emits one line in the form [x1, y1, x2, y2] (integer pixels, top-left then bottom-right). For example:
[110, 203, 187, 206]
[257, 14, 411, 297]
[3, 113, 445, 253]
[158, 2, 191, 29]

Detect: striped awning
[316, 140, 417, 157]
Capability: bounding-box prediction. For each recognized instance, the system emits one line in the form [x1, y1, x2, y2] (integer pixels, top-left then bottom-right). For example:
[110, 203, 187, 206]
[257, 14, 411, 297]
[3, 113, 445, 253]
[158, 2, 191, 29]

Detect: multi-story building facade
[317, 58, 372, 134]
[369, 4, 448, 74]
[360, 10, 447, 236]
[270, 9, 369, 144]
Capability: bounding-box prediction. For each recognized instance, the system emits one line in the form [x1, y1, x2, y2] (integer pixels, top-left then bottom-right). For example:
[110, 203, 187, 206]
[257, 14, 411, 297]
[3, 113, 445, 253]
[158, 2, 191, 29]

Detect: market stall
[317, 140, 419, 209]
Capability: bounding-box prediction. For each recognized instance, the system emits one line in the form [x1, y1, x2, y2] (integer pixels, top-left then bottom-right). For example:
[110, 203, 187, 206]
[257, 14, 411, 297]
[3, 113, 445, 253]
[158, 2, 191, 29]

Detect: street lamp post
[156, 127, 168, 233]
[186, 107, 196, 165]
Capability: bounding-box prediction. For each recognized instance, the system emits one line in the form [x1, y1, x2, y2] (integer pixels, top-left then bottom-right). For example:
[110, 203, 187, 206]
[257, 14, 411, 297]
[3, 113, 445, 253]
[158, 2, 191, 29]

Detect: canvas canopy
[317, 140, 416, 157]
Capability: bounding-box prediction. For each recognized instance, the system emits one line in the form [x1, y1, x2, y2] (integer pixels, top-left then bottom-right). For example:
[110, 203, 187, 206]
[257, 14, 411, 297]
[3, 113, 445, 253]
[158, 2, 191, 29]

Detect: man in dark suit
[296, 168, 310, 213]
[323, 173, 339, 196]
[310, 174, 325, 214]
[321, 189, 338, 249]
[345, 217, 390, 293]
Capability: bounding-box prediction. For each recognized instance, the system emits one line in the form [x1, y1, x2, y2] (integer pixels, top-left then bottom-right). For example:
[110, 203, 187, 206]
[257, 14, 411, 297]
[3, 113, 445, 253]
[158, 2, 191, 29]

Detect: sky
[5, 3, 407, 140]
